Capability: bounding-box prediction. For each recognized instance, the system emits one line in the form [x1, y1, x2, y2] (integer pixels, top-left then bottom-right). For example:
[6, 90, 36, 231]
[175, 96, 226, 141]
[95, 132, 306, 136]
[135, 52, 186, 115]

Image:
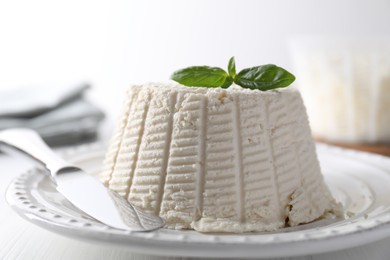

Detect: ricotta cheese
[100, 82, 340, 233]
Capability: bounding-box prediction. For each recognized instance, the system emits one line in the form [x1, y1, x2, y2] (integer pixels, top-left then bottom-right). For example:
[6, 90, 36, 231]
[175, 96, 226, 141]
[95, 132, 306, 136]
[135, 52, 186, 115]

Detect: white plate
[6, 143, 390, 259]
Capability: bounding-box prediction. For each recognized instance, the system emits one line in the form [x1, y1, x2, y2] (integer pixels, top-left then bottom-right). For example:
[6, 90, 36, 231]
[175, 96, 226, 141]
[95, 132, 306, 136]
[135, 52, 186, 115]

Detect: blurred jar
[290, 36, 390, 144]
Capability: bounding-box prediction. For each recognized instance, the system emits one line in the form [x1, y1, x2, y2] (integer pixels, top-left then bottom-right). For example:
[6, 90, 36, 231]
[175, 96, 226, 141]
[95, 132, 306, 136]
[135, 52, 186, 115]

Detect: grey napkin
[0, 83, 105, 146]
[0, 83, 90, 118]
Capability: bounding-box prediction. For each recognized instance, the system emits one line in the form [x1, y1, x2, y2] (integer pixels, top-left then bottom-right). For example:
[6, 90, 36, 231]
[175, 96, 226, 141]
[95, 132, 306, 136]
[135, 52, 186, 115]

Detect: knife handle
[0, 128, 76, 178]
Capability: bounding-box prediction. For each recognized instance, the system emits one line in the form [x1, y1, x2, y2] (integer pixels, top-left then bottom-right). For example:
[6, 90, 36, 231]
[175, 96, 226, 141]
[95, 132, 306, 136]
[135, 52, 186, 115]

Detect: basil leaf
[221, 76, 233, 88]
[171, 66, 230, 88]
[170, 59, 295, 91]
[228, 56, 236, 77]
[235, 64, 295, 90]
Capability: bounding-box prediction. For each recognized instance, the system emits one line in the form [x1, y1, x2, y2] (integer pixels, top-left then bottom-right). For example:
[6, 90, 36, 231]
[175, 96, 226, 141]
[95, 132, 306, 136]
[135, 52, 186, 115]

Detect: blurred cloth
[0, 83, 105, 146]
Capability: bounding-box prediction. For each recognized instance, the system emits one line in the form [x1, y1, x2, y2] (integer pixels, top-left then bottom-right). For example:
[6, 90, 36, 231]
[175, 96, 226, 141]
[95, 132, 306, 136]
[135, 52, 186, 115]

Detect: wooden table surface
[317, 140, 390, 157]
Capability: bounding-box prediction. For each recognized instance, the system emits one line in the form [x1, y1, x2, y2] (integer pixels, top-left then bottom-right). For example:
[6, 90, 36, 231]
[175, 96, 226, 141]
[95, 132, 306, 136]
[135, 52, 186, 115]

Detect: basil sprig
[170, 57, 295, 91]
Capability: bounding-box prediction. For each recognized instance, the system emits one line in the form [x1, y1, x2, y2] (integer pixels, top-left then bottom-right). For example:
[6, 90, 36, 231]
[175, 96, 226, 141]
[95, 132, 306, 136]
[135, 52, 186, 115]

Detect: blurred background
[0, 0, 389, 149]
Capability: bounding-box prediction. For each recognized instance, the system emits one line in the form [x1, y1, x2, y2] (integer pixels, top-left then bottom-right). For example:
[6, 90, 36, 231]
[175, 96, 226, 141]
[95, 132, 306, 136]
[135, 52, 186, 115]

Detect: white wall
[0, 0, 389, 117]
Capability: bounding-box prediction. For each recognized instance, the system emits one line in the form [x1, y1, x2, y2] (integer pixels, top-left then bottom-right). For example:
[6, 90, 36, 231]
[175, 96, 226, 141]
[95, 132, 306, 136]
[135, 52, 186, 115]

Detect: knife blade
[0, 128, 164, 232]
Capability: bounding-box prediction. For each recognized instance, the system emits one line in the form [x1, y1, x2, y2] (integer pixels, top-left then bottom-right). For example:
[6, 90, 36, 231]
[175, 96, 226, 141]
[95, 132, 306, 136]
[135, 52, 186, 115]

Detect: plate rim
[6, 143, 390, 258]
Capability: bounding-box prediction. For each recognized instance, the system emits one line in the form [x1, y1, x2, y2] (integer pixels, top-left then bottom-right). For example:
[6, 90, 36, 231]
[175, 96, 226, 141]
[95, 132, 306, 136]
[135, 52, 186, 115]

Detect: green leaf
[170, 59, 295, 91]
[170, 66, 231, 88]
[228, 56, 236, 78]
[221, 76, 233, 88]
[234, 64, 295, 90]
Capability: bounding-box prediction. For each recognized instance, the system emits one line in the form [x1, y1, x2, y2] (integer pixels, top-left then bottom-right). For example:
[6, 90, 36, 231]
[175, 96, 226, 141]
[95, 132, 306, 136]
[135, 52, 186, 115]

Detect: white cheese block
[100, 82, 340, 233]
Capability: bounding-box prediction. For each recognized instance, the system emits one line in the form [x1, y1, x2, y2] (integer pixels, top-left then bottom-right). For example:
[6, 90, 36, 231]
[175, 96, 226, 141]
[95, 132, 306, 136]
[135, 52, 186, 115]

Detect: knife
[0, 128, 165, 232]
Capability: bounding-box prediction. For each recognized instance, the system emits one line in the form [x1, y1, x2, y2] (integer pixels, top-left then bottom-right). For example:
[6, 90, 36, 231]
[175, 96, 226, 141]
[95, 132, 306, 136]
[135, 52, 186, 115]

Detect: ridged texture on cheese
[100, 83, 339, 233]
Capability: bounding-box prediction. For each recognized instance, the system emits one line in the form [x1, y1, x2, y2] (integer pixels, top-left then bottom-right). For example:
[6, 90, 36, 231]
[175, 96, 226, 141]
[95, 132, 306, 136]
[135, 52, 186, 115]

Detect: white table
[1, 150, 390, 260]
